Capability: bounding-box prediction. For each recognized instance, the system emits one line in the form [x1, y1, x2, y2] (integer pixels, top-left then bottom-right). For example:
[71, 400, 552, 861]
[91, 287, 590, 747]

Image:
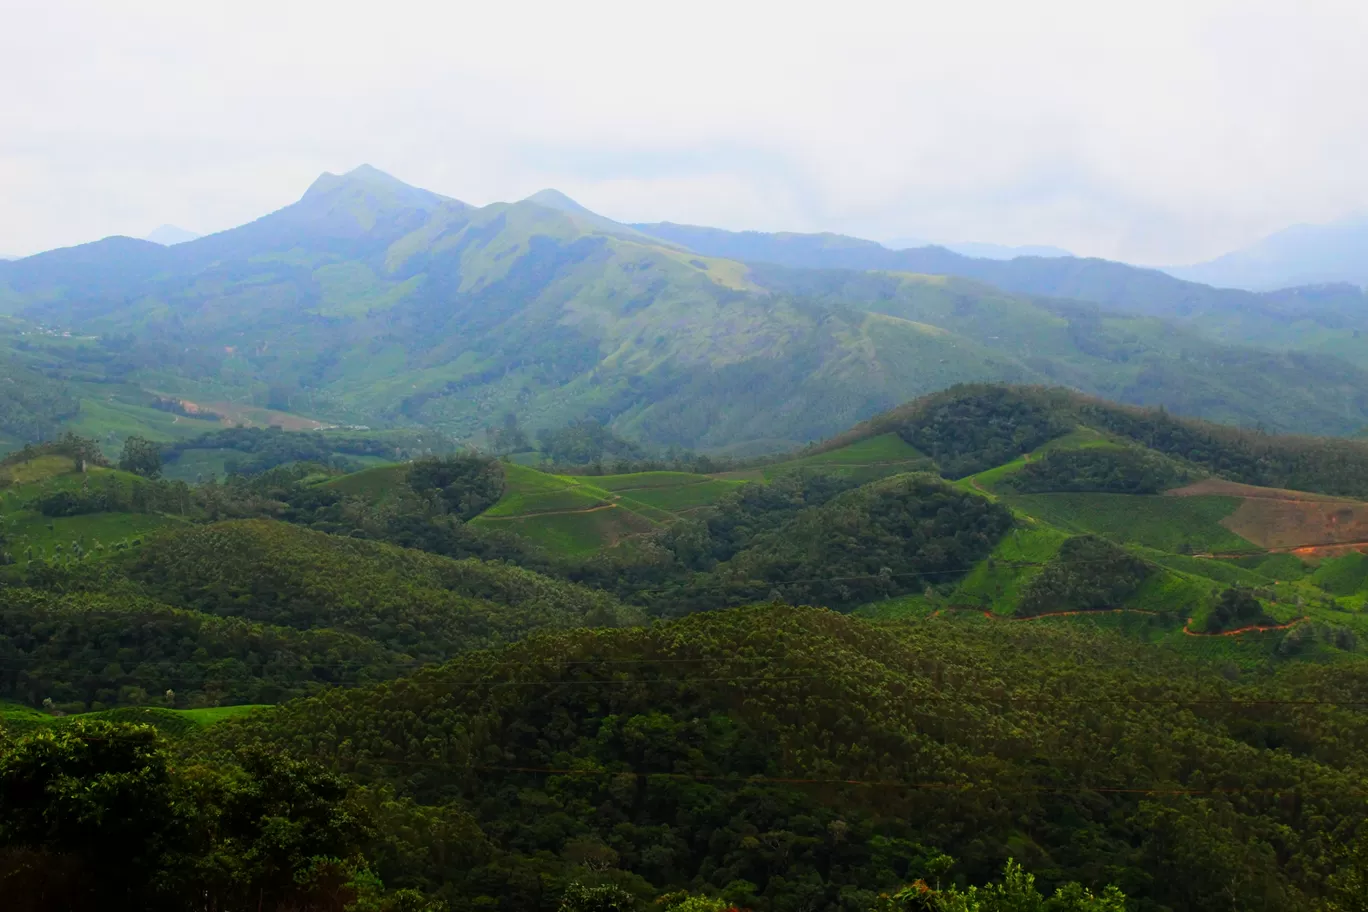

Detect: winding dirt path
[477, 503, 619, 521]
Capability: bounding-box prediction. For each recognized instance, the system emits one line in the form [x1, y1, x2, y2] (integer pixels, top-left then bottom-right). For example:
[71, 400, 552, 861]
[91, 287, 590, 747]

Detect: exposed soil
[1168, 478, 1368, 551]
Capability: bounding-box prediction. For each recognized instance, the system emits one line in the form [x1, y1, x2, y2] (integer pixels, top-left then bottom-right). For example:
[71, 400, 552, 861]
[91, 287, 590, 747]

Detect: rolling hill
[10, 393, 1368, 909]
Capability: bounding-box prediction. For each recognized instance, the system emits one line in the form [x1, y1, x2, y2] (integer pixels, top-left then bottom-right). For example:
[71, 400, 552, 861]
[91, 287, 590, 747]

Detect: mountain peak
[145, 224, 200, 246]
[525, 188, 595, 216]
[299, 164, 453, 213]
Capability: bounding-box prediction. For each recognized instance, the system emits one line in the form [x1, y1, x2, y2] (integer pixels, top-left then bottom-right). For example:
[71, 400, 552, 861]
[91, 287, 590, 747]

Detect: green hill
[203, 602, 1368, 911]
[0, 588, 402, 713]
[12, 390, 1368, 909]
[126, 519, 644, 659]
[632, 221, 1368, 369]
[10, 170, 1368, 459]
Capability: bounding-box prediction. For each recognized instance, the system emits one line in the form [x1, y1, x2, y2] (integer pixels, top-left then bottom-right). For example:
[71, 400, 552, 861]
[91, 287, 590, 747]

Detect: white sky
[3, 0, 1367, 263]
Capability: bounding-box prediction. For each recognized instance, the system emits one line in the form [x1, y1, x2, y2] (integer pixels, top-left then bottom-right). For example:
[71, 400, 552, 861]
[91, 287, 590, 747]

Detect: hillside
[203, 602, 1368, 911]
[8, 407, 1368, 908]
[8, 169, 1368, 460]
[126, 519, 644, 659]
[634, 221, 1368, 372]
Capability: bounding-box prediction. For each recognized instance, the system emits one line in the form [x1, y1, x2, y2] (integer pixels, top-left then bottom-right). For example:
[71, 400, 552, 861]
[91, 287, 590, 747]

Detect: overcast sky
[4, 0, 1367, 263]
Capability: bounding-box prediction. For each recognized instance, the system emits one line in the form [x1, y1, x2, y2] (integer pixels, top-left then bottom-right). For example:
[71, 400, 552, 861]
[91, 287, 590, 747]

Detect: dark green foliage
[573, 473, 1007, 614]
[848, 384, 1368, 498]
[999, 447, 1193, 495]
[127, 520, 641, 661]
[32, 489, 105, 517]
[0, 720, 185, 909]
[536, 420, 644, 465]
[407, 454, 505, 520]
[0, 359, 80, 445]
[897, 388, 1069, 478]
[723, 474, 1014, 610]
[0, 720, 400, 911]
[0, 588, 402, 711]
[1015, 536, 1152, 617]
[118, 434, 163, 478]
[1205, 587, 1278, 634]
[27, 472, 192, 517]
[675, 471, 867, 567]
[1075, 397, 1368, 497]
[204, 604, 1368, 911]
[558, 882, 637, 912]
[161, 427, 450, 477]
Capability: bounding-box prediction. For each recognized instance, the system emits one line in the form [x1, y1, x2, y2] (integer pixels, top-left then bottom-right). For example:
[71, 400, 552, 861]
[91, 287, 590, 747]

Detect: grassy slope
[0, 461, 187, 560]
[469, 438, 927, 555]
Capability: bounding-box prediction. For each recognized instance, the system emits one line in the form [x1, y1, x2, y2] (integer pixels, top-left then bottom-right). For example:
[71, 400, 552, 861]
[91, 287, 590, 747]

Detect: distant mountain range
[144, 224, 201, 245]
[883, 237, 1073, 259]
[1165, 215, 1368, 290]
[4, 165, 1368, 453]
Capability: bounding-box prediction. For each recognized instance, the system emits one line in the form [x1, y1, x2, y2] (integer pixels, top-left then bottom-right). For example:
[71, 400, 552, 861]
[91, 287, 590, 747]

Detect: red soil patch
[1169, 478, 1368, 551]
[1167, 478, 1352, 503]
[166, 396, 328, 431]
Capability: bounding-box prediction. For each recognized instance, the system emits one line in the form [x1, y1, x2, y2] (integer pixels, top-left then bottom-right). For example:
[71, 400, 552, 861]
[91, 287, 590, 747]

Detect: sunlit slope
[470, 463, 743, 554]
[0, 449, 187, 564]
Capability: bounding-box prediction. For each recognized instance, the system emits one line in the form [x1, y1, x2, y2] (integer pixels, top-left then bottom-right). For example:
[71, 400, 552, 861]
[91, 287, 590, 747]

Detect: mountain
[885, 236, 1073, 259]
[6, 167, 1368, 455]
[1167, 215, 1368, 290]
[630, 220, 1368, 365]
[144, 224, 200, 245]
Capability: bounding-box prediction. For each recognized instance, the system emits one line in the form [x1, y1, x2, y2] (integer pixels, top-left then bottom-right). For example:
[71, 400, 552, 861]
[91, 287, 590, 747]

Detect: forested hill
[204, 603, 1368, 911]
[819, 383, 1368, 497]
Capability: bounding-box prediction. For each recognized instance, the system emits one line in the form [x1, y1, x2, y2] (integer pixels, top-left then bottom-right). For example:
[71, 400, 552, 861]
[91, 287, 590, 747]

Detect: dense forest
[7, 387, 1368, 910]
[200, 605, 1368, 912]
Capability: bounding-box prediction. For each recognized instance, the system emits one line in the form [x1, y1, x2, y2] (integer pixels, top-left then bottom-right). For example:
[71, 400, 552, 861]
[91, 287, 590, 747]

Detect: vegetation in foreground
[8, 386, 1368, 909]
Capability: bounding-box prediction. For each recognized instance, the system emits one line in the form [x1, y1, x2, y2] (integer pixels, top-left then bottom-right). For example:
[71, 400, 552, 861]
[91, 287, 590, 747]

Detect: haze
[4, 0, 1367, 263]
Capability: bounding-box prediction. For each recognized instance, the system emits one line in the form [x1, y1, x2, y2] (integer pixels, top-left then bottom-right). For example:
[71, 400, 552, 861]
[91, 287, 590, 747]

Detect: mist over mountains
[1165, 215, 1368, 290]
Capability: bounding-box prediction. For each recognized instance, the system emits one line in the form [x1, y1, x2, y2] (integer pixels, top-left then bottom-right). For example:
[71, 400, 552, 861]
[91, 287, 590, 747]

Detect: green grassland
[951, 523, 1071, 614]
[63, 394, 223, 448]
[1001, 492, 1251, 552]
[607, 478, 741, 512]
[760, 433, 935, 482]
[0, 462, 187, 560]
[478, 505, 657, 555]
[0, 453, 76, 486]
[320, 462, 411, 498]
[7, 511, 183, 559]
[471, 464, 742, 552]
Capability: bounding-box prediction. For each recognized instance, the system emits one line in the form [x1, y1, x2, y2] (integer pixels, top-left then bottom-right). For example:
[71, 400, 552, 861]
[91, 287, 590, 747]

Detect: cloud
[4, 0, 1368, 262]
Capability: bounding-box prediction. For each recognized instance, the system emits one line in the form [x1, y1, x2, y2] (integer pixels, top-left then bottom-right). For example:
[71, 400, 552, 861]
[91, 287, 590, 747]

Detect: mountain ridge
[5, 167, 1368, 454]
[1166, 214, 1368, 290]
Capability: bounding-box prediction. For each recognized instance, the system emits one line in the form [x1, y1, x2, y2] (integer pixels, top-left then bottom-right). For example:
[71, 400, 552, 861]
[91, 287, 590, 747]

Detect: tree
[0, 720, 187, 909]
[118, 435, 162, 479]
[558, 882, 636, 912]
